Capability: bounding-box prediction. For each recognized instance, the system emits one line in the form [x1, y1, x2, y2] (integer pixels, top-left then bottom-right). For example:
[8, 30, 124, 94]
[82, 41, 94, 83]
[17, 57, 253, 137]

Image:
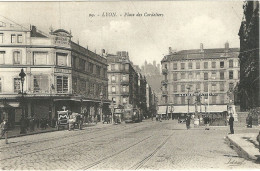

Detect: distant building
[238, 1, 259, 111]
[161, 43, 240, 124]
[106, 52, 157, 118]
[141, 60, 160, 76]
[141, 60, 163, 105]
[107, 51, 139, 109]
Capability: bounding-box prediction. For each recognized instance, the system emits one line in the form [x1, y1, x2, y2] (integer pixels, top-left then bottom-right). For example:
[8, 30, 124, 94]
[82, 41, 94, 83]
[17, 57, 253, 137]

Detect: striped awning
[172, 105, 227, 113]
[158, 106, 167, 114]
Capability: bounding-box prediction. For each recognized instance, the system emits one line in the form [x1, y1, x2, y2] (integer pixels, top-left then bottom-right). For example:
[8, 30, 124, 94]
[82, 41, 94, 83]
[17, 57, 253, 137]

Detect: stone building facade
[0, 17, 108, 126]
[107, 52, 138, 109]
[161, 43, 240, 122]
[107, 52, 157, 118]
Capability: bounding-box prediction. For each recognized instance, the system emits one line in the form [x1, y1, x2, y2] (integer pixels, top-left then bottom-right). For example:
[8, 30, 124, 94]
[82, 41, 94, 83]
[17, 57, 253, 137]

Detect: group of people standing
[184, 114, 235, 134]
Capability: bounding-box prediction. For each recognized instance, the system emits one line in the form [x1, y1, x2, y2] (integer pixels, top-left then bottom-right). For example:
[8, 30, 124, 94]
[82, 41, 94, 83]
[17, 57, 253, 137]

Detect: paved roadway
[0, 120, 259, 170]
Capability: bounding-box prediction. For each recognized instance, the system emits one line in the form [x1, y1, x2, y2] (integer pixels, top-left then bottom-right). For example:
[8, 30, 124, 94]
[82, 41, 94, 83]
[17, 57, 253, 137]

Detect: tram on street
[124, 108, 142, 123]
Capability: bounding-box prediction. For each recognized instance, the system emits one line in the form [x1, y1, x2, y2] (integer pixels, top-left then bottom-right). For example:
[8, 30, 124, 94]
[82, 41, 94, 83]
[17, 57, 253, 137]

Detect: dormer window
[11, 34, 16, 43]
[0, 22, 6, 27]
[17, 35, 22, 43]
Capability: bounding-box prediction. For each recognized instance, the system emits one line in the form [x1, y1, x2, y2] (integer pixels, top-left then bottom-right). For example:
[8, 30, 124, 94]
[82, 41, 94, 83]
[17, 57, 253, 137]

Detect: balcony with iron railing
[121, 91, 129, 96]
[162, 68, 168, 75]
[162, 90, 168, 96]
[120, 80, 129, 85]
[161, 80, 168, 85]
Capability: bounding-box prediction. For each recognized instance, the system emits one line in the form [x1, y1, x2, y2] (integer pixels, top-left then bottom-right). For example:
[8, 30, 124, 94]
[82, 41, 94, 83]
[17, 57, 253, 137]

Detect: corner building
[161, 43, 240, 124]
[0, 17, 109, 126]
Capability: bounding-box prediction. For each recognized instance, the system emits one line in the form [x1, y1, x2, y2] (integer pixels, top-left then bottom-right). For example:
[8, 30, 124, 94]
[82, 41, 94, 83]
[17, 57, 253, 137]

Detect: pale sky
[0, 1, 244, 66]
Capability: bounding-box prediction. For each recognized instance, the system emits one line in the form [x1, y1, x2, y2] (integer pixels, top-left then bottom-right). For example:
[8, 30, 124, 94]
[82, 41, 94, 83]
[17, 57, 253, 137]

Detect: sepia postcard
[0, 0, 259, 170]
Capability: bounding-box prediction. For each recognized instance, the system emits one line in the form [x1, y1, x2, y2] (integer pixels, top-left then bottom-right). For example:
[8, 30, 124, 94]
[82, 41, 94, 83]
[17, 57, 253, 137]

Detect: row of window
[0, 33, 23, 44]
[165, 82, 234, 93]
[0, 75, 68, 94]
[165, 60, 237, 70]
[0, 51, 69, 66]
[167, 95, 226, 105]
[110, 63, 128, 71]
[72, 56, 106, 78]
[170, 70, 238, 81]
[111, 97, 128, 104]
[111, 86, 128, 93]
[110, 75, 128, 82]
[72, 77, 107, 98]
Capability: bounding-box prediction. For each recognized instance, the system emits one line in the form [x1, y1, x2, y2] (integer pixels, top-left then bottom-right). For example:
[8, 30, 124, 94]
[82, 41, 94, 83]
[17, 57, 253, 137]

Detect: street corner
[226, 133, 260, 161]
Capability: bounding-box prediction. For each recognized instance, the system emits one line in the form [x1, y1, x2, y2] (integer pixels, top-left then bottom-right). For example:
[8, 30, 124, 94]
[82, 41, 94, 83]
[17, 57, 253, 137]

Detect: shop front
[172, 104, 228, 126]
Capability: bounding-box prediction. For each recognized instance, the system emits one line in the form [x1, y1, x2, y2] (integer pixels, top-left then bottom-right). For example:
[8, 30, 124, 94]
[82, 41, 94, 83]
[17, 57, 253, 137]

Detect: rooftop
[162, 47, 240, 62]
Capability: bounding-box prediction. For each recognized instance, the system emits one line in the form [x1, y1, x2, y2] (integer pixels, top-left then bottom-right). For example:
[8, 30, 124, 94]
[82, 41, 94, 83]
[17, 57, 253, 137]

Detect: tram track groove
[129, 132, 174, 170]
[0, 123, 141, 150]
[77, 135, 152, 170]
[0, 123, 149, 161]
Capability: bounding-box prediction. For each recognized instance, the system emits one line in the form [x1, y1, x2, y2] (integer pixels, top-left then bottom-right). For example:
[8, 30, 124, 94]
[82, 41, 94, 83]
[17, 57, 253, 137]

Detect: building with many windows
[107, 52, 139, 109]
[161, 43, 240, 124]
[107, 51, 157, 118]
[0, 17, 109, 126]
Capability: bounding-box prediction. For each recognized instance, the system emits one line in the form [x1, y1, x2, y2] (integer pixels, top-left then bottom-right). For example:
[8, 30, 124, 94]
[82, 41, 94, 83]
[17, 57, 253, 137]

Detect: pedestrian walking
[0, 119, 8, 144]
[204, 115, 210, 130]
[229, 114, 234, 134]
[186, 115, 191, 129]
[247, 114, 253, 128]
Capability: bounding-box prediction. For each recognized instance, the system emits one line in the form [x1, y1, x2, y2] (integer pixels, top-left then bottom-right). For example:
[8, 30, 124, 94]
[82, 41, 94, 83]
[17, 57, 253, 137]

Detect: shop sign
[54, 36, 70, 46]
[55, 68, 71, 73]
[175, 93, 217, 97]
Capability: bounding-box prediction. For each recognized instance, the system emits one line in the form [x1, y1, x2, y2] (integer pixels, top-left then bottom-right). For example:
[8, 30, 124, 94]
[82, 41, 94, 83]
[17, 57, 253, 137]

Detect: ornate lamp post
[100, 92, 103, 123]
[187, 86, 191, 116]
[19, 69, 26, 134]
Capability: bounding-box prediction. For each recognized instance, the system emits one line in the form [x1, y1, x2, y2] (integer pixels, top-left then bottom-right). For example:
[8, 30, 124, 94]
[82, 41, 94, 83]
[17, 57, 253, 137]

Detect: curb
[6, 123, 114, 139]
[7, 129, 59, 139]
[226, 135, 258, 161]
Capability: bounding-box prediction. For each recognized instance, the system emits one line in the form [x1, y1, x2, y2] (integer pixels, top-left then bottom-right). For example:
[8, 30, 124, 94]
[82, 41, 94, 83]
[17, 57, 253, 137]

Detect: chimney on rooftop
[30, 25, 37, 37]
[225, 42, 229, 52]
[169, 47, 172, 54]
[200, 43, 204, 52]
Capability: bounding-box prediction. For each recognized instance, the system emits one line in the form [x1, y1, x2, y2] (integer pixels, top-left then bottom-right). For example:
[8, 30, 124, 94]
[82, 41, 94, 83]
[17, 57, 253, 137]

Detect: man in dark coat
[0, 119, 8, 144]
[229, 115, 234, 134]
[204, 115, 210, 130]
[186, 115, 191, 130]
[248, 115, 253, 128]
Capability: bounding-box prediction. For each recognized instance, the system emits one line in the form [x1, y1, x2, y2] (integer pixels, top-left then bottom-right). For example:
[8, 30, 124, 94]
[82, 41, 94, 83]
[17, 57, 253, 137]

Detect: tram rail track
[76, 132, 174, 170]
[77, 135, 153, 170]
[0, 122, 146, 150]
[129, 132, 174, 170]
[0, 123, 150, 161]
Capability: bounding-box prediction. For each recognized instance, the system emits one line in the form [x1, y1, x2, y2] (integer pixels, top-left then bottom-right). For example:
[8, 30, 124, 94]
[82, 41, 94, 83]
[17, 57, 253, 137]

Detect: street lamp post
[187, 86, 190, 116]
[100, 92, 103, 123]
[19, 69, 26, 134]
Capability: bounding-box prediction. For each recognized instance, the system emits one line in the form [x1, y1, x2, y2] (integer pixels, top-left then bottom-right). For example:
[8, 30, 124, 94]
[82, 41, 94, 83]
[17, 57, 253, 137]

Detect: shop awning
[0, 102, 19, 108]
[54, 98, 111, 104]
[158, 106, 167, 114]
[172, 105, 227, 113]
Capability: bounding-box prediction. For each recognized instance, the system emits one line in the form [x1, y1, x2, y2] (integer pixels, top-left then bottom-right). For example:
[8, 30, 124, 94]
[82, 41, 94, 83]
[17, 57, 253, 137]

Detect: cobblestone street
[0, 120, 259, 170]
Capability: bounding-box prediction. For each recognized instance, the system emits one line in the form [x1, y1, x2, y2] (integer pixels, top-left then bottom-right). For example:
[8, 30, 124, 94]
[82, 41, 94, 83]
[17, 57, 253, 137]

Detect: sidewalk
[226, 133, 260, 162]
[4, 122, 114, 139]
